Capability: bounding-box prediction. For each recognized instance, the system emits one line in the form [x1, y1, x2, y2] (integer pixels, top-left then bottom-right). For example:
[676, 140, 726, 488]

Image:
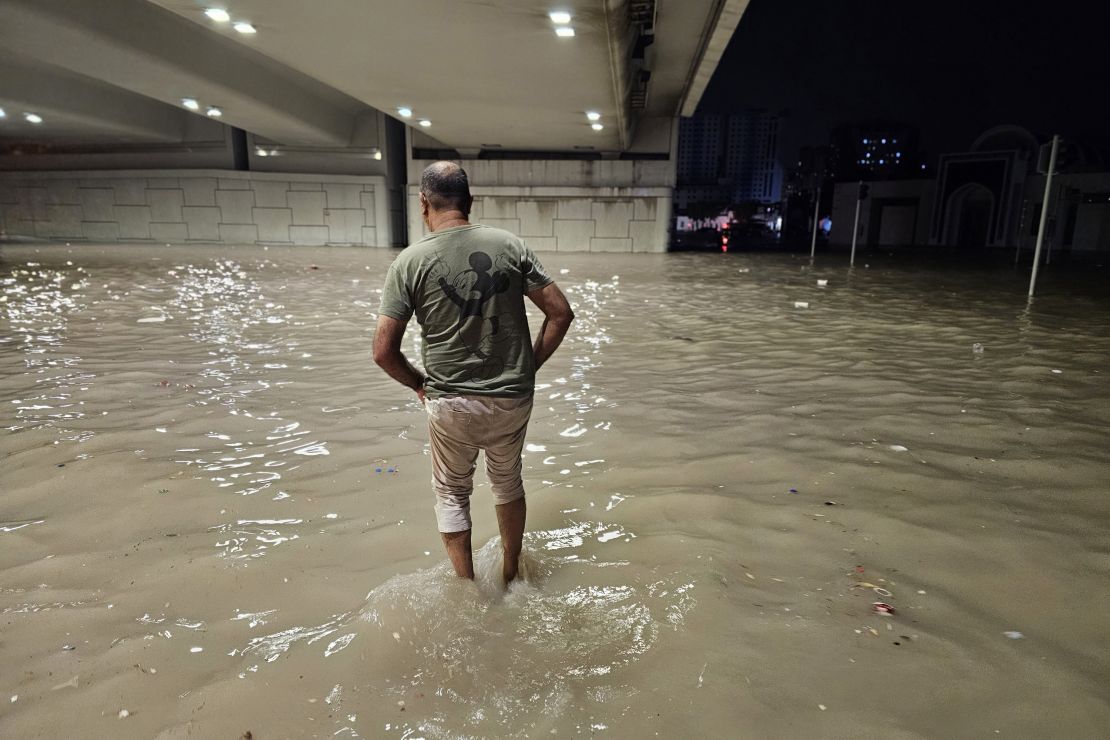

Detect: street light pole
[850, 180, 863, 267]
[809, 182, 821, 260]
[1029, 134, 1059, 298]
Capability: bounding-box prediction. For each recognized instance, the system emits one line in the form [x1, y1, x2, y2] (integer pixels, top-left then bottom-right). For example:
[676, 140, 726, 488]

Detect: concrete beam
[0, 0, 361, 146]
[0, 57, 186, 142]
[679, 0, 752, 117]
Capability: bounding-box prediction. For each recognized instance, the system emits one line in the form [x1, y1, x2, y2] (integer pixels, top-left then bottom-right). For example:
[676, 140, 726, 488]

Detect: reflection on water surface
[1, 244, 1108, 738]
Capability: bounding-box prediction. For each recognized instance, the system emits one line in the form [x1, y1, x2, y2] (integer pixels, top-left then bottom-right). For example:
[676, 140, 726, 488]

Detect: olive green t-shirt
[379, 224, 553, 398]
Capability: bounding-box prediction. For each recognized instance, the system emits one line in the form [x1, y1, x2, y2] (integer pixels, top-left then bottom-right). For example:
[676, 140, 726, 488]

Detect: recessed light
[206, 106, 223, 117]
[204, 8, 230, 22]
[233, 21, 256, 34]
[373, 150, 382, 160]
[418, 119, 432, 127]
[397, 107, 413, 118]
[256, 148, 269, 157]
[591, 122, 604, 131]
[182, 98, 200, 110]
[549, 11, 572, 24]
[555, 26, 575, 37]
[586, 111, 601, 121]
[24, 113, 43, 124]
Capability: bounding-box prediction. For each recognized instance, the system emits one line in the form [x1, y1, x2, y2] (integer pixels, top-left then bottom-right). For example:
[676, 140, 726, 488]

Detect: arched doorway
[944, 183, 994, 248]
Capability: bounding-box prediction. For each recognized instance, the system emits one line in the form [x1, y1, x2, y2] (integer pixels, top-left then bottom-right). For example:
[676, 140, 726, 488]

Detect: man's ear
[419, 193, 430, 216]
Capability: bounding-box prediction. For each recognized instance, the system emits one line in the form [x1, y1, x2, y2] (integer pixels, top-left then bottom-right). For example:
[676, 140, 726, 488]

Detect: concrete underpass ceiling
[0, 0, 748, 153]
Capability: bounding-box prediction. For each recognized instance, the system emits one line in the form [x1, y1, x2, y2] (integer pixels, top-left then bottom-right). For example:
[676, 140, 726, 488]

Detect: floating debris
[1003, 631, 1025, 640]
[873, 602, 896, 616]
[52, 676, 79, 691]
[118, 709, 130, 719]
[794, 301, 809, 309]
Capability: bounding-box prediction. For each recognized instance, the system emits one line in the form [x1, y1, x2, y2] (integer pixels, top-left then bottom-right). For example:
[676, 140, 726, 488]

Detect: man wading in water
[374, 161, 574, 584]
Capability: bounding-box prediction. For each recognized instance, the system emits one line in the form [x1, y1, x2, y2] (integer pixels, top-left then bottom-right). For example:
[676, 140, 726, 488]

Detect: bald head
[420, 161, 472, 214]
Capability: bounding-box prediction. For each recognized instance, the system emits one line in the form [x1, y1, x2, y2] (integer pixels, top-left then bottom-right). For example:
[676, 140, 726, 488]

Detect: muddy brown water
[1, 244, 1108, 738]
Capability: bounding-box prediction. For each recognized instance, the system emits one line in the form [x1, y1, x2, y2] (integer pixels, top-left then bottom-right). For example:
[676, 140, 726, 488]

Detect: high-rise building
[830, 122, 922, 180]
[675, 110, 783, 210]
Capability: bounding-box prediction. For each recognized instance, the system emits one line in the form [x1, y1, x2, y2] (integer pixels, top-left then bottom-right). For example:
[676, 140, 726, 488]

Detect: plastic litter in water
[118, 709, 130, 719]
[817, 279, 828, 287]
[972, 342, 985, 354]
[1051, 369, 1062, 374]
[1003, 631, 1025, 640]
[190, 646, 203, 653]
[794, 301, 809, 309]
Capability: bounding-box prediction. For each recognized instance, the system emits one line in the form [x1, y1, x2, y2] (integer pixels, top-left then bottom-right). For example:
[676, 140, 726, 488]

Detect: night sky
[700, 0, 1110, 165]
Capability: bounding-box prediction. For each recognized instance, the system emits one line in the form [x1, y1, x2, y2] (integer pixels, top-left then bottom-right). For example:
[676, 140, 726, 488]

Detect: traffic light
[1056, 140, 1078, 172]
[858, 183, 870, 201]
[1038, 138, 1080, 174]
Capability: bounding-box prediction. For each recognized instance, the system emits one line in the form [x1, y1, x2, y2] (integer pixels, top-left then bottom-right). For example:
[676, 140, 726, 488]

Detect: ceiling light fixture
[397, 107, 413, 118]
[373, 150, 382, 160]
[418, 119, 432, 127]
[256, 148, 269, 157]
[591, 122, 604, 131]
[555, 26, 575, 37]
[182, 98, 200, 110]
[0, 108, 6, 119]
[204, 8, 230, 22]
[206, 106, 223, 117]
[586, 111, 601, 121]
[233, 21, 256, 34]
[24, 113, 43, 124]
[549, 11, 572, 24]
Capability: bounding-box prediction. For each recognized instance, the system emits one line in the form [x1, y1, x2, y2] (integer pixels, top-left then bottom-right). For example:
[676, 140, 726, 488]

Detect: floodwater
[1, 243, 1108, 739]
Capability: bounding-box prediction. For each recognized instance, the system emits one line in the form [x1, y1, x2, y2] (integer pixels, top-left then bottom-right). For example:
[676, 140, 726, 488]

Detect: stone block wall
[406, 186, 672, 252]
[0, 170, 392, 247]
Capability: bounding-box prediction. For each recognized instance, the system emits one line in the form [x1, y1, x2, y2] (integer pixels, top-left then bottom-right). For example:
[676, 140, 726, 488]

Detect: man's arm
[527, 282, 575, 371]
[373, 314, 426, 402]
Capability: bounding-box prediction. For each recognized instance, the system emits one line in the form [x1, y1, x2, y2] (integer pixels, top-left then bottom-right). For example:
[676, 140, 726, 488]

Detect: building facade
[675, 111, 783, 210]
[828, 122, 923, 182]
[829, 125, 1110, 254]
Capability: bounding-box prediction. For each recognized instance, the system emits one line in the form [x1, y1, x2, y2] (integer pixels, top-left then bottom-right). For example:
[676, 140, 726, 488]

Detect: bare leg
[441, 529, 474, 579]
[495, 497, 527, 585]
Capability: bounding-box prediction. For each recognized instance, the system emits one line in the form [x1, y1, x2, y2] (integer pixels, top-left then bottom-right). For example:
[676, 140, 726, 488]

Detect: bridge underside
[0, 0, 749, 251]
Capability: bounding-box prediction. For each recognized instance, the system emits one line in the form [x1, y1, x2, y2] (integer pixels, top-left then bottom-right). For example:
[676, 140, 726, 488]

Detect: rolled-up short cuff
[490, 482, 525, 506]
[434, 499, 472, 533]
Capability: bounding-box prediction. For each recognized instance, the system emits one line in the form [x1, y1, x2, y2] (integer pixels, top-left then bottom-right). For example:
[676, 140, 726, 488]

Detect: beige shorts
[425, 394, 534, 533]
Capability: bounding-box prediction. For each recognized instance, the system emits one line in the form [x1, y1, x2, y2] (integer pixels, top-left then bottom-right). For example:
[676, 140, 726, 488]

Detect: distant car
[672, 227, 725, 251]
